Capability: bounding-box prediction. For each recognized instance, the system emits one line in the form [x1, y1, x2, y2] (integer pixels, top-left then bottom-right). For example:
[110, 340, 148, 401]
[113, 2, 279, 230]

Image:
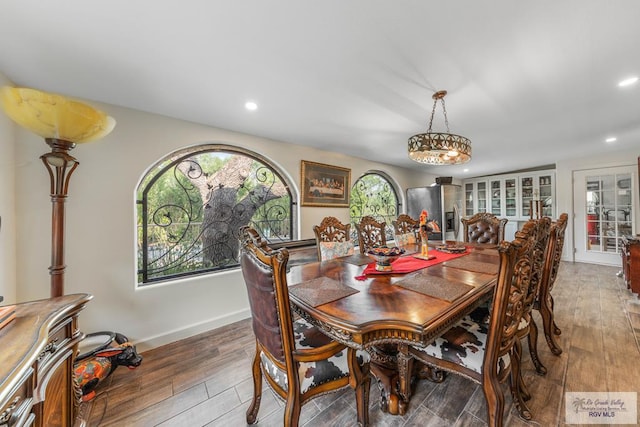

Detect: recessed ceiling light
[463, 168, 469, 173]
[618, 76, 638, 87]
[605, 137, 617, 143]
[245, 101, 258, 111]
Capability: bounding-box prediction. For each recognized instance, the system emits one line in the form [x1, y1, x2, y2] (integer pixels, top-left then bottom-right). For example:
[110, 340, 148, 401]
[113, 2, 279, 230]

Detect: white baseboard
[134, 308, 252, 353]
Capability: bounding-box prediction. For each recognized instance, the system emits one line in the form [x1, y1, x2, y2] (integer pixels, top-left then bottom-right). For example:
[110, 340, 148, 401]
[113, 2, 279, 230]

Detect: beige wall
[9, 96, 436, 351]
[0, 72, 16, 304]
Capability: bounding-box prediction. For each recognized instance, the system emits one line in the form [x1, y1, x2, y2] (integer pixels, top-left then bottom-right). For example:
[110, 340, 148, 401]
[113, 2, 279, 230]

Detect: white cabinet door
[489, 179, 502, 216]
[504, 177, 517, 218]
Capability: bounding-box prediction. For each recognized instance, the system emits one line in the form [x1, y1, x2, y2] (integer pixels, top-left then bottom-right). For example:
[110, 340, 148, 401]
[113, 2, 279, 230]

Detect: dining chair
[461, 212, 508, 244]
[355, 215, 387, 254]
[533, 213, 568, 355]
[238, 226, 371, 427]
[515, 217, 551, 382]
[392, 214, 419, 246]
[313, 216, 355, 261]
[408, 219, 540, 426]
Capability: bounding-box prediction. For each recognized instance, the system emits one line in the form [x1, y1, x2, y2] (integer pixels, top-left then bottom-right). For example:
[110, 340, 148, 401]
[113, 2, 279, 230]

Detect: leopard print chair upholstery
[462, 212, 508, 244]
[409, 219, 540, 425]
[239, 226, 370, 427]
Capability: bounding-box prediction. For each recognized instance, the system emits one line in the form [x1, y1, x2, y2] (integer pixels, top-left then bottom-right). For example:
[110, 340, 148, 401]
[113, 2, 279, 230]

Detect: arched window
[350, 172, 400, 242]
[136, 144, 296, 284]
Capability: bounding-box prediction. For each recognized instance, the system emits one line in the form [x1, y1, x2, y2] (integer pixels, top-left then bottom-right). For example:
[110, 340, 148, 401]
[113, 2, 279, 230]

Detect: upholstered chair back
[355, 216, 387, 254]
[313, 216, 354, 261]
[239, 227, 292, 364]
[392, 214, 419, 246]
[462, 212, 508, 244]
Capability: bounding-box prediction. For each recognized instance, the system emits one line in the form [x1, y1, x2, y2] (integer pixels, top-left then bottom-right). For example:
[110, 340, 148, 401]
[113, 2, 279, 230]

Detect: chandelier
[408, 90, 471, 165]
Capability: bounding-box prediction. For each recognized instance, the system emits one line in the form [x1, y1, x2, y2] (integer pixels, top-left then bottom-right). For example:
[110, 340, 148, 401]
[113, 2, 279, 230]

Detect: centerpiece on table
[367, 246, 406, 272]
[415, 210, 440, 260]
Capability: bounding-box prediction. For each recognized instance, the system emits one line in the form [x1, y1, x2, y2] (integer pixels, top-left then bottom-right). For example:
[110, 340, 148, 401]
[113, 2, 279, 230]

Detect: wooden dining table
[286, 241, 501, 416]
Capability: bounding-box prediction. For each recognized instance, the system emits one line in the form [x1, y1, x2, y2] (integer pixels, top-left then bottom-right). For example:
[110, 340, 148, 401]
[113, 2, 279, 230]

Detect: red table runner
[356, 249, 470, 279]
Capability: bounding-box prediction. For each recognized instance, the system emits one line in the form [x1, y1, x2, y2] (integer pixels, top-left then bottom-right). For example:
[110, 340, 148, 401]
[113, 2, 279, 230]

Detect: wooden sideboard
[0, 293, 91, 427]
[621, 235, 640, 294]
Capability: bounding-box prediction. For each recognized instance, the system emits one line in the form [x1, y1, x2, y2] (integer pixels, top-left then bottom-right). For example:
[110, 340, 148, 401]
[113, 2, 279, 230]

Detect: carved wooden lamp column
[1, 87, 115, 297]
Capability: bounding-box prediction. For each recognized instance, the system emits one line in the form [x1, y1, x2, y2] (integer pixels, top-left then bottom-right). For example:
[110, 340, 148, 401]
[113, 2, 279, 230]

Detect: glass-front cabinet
[477, 182, 487, 213]
[490, 179, 501, 215]
[463, 170, 555, 220]
[538, 174, 553, 217]
[464, 181, 488, 215]
[465, 183, 474, 216]
[521, 176, 534, 218]
[505, 178, 517, 217]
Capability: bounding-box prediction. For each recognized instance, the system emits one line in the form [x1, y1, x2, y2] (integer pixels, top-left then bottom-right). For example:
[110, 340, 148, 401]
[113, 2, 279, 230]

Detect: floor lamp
[1, 86, 115, 297]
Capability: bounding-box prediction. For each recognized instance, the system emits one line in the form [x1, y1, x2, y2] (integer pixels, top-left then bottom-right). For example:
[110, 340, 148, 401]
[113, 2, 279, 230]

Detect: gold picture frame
[301, 160, 351, 207]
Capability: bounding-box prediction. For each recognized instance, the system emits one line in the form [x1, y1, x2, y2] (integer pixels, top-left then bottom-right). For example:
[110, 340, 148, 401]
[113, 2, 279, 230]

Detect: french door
[573, 166, 636, 265]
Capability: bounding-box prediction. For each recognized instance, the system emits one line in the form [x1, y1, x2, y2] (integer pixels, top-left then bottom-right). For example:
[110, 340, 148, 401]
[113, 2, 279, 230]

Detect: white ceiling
[1, 1, 639, 178]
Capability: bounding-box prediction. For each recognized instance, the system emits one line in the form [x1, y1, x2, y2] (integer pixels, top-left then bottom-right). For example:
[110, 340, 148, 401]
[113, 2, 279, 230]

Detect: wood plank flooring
[81, 262, 640, 426]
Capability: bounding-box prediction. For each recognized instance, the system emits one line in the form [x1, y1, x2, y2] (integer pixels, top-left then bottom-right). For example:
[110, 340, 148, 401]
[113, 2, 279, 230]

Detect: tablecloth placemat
[339, 254, 373, 266]
[289, 277, 359, 307]
[442, 257, 499, 275]
[394, 273, 474, 302]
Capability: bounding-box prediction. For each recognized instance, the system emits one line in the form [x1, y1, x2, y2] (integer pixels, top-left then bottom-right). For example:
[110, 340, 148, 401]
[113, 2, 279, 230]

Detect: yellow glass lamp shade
[0, 86, 115, 143]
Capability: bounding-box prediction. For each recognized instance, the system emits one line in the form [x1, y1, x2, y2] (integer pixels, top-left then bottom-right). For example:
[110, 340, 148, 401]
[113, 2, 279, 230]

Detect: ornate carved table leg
[396, 343, 414, 402]
[368, 344, 412, 415]
[348, 348, 371, 427]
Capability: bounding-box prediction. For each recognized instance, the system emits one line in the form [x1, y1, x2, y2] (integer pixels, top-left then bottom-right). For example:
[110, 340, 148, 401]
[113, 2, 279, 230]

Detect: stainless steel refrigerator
[406, 184, 463, 241]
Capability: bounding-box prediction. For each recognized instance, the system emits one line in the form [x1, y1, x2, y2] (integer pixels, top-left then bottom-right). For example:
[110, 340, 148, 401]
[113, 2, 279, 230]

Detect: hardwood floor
[82, 262, 640, 426]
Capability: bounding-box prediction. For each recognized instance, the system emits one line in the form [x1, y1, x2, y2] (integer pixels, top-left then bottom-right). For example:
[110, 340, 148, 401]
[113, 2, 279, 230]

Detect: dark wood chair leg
[541, 294, 563, 355]
[513, 338, 530, 401]
[527, 318, 547, 375]
[348, 348, 371, 427]
[551, 296, 561, 334]
[284, 389, 301, 427]
[509, 343, 533, 421]
[246, 345, 263, 424]
[482, 376, 506, 427]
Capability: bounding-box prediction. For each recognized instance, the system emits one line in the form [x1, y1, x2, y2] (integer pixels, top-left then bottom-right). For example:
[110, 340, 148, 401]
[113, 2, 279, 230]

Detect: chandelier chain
[440, 98, 450, 133]
[427, 97, 451, 133]
[427, 97, 438, 132]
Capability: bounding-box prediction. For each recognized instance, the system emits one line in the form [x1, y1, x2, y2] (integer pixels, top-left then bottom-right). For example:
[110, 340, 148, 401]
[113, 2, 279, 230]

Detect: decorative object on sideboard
[435, 176, 453, 185]
[408, 90, 471, 165]
[0, 87, 116, 297]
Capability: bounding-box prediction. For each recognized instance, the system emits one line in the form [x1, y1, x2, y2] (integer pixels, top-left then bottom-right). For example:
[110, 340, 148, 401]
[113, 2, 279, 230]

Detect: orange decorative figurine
[419, 210, 430, 257]
[74, 332, 143, 402]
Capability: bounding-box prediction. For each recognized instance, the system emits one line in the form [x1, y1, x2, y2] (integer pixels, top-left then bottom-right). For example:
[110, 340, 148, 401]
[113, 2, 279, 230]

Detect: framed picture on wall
[301, 160, 351, 207]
